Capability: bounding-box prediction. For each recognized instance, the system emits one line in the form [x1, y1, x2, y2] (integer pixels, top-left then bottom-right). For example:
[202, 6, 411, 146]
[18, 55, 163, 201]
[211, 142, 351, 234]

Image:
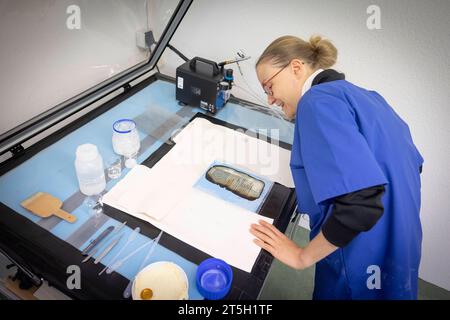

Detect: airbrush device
[175, 54, 250, 113]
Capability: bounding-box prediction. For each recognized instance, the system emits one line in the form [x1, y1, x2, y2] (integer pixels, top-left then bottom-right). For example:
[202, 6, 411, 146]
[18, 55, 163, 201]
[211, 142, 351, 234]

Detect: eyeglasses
[261, 63, 290, 96]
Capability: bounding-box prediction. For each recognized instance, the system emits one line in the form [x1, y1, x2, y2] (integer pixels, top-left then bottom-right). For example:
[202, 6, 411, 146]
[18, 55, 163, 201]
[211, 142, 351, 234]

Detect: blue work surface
[0, 79, 294, 299]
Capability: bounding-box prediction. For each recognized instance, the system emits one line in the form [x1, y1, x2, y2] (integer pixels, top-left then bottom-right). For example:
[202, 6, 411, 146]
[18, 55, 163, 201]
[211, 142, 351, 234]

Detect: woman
[251, 35, 424, 299]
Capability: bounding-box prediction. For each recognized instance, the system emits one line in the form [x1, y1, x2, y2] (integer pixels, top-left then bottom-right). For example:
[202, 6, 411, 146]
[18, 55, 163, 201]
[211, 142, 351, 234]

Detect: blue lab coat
[290, 79, 424, 299]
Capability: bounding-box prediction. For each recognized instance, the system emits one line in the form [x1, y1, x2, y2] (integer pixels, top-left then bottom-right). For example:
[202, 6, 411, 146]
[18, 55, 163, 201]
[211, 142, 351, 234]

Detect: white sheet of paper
[103, 174, 273, 272]
[102, 117, 291, 272]
[172, 118, 294, 188]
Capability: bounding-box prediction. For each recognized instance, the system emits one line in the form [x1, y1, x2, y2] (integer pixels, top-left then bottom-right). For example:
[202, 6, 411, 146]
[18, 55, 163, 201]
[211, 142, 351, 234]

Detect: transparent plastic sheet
[133, 103, 190, 146]
[234, 84, 289, 121]
[0, 0, 179, 135]
[230, 82, 295, 144]
[232, 64, 293, 124]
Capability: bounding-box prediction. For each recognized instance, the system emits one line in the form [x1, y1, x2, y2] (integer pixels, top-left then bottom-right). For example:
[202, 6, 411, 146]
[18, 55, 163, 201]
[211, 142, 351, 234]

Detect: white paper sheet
[172, 118, 294, 188]
[106, 185, 273, 272]
[102, 117, 292, 272]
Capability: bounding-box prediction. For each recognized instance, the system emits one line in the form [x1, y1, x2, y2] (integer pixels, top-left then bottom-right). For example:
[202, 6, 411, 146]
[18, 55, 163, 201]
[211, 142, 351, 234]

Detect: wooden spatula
[21, 192, 77, 223]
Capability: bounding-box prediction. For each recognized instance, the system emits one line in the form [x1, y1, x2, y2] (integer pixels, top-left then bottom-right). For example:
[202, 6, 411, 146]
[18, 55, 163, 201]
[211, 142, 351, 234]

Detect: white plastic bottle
[75, 144, 106, 196]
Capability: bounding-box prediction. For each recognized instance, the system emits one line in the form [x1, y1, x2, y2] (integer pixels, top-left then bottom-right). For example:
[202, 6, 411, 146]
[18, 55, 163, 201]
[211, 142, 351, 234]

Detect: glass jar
[112, 119, 140, 168]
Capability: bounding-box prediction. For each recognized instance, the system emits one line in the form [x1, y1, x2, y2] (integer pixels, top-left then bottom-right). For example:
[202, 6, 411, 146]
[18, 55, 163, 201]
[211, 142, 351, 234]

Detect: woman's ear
[290, 59, 305, 78]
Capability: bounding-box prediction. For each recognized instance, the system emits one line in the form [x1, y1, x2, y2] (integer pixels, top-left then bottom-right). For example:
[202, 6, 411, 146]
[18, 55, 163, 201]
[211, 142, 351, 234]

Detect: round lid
[76, 144, 99, 162]
[196, 258, 233, 300]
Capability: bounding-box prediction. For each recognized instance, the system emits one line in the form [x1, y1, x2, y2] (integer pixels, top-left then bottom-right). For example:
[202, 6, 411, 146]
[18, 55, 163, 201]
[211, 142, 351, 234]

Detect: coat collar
[312, 69, 345, 86]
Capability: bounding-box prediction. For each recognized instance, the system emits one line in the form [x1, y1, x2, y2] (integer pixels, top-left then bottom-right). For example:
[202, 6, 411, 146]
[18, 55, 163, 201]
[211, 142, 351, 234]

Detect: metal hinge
[9, 144, 25, 157]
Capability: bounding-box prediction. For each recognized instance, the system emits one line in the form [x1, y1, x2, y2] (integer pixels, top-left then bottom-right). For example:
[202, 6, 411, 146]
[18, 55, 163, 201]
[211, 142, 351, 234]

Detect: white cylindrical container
[75, 144, 106, 196]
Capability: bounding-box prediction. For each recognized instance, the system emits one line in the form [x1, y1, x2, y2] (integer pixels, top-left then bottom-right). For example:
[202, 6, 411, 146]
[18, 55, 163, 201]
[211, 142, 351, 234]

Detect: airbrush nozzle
[218, 56, 251, 67]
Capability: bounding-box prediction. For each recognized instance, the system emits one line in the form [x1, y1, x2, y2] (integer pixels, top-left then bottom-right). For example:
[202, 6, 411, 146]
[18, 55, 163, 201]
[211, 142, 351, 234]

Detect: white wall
[155, 0, 450, 290]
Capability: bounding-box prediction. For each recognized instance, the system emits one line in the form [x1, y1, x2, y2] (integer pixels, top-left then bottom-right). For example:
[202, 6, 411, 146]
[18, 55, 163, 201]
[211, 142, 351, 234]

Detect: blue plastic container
[196, 258, 233, 300]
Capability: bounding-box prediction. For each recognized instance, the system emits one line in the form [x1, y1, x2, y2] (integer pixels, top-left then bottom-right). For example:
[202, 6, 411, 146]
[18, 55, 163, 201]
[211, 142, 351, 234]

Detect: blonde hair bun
[309, 35, 323, 51]
[309, 35, 337, 69]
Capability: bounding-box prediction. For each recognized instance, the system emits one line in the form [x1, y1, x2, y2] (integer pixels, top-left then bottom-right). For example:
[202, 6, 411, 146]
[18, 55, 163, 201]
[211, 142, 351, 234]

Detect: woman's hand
[250, 220, 309, 270]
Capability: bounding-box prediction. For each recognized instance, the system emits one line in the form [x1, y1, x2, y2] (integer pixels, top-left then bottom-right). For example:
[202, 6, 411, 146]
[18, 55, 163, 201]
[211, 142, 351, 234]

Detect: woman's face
[256, 60, 307, 119]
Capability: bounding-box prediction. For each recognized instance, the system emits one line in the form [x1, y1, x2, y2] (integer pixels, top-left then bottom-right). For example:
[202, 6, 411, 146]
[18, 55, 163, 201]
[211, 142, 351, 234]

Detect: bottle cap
[76, 144, 99, 162]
